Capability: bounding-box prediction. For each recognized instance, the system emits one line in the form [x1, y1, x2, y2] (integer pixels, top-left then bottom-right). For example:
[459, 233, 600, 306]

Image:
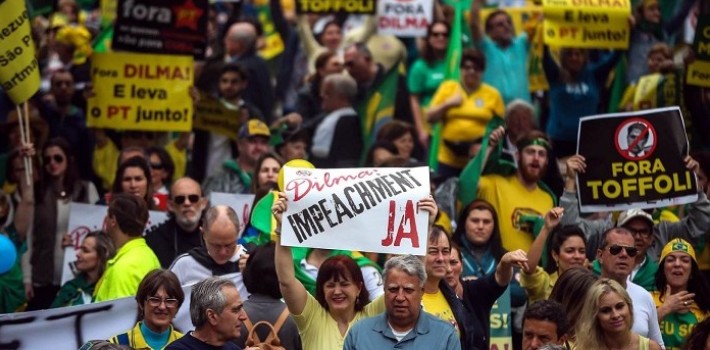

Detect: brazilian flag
[428, 0, 464, 171]
[357, 64, 400, 151]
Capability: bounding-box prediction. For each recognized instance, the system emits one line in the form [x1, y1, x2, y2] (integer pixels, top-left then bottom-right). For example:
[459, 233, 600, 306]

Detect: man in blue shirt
[343, 255, 460, 350]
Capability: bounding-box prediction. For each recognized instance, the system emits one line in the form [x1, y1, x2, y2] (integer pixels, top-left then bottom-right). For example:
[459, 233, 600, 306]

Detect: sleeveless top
[639, 335, 651, 350]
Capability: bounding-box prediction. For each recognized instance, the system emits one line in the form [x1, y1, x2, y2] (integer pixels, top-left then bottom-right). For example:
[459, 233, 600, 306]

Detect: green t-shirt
[407, 58, 446, 107]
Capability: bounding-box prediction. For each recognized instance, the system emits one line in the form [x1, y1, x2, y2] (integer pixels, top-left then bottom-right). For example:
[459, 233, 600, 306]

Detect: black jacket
[145, 217, 203, 268]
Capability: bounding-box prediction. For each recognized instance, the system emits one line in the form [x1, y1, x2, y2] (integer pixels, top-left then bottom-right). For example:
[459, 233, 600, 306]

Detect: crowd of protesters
[1, 0, 710, 349]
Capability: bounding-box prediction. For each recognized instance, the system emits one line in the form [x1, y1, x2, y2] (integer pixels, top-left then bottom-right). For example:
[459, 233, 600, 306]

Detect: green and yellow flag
[357, 63, 400, 150]
[428, 0, 464, 171]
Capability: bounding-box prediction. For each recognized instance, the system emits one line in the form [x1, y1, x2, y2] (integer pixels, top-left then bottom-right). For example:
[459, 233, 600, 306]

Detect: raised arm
[524, 207, 564, 274]
[657, 156, 710, 241]
[272, 192, 308, 315]
[542, 46, 561, 83]
[469, 0, 484, 46]
[495, 249, 528, 286]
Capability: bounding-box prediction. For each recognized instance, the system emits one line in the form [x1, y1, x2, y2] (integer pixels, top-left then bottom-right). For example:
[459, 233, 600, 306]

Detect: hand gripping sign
[280, 166, 430, 255]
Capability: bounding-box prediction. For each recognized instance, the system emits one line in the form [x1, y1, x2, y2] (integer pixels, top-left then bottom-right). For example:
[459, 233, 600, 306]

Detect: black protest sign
[112, 0, 208, 58]
[576, 107, 698, 212]
[296, 0, 375, 14]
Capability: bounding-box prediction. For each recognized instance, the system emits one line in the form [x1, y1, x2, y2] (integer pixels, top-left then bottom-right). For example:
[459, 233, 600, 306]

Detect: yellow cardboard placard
[87, 52, 194, 132]
[193, 94, 242, 139]
[687, 60, 710, 88]
[542, 0, 631, 49]
[0, 0, 41, 104]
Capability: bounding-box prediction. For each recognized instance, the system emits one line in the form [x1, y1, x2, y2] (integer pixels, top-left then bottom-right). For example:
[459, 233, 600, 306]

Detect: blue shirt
[481, 34, 530, 105]
[343, 309, 461, 350]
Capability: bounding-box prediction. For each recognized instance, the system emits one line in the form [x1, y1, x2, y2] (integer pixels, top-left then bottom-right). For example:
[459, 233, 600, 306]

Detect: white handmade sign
[281, 166, 430, 255]
[377, 0, 433, 37]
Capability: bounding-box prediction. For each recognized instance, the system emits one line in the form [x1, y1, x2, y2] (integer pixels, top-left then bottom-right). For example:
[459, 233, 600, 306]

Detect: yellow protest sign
[87, 52, 193, 132]
[0, 0, 41, 104]
[193, 94, 242, 139]
[479, 6, 548, 91]
[543, 0, 631, 49]
[687, 17, 710, 87]
[101, 0, 117, 26]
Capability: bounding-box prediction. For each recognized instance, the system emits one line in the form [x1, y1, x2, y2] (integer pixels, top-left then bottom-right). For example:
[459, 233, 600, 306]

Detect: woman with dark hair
[543, 44, 621, 157]
[252, 152, 283, 193]
[363, 140, 398, 167]
[26, 137, 99, 310]
[51, 231, 116, 308]
[548, 267, 599, 347]
[271, 193, 437, 349]
[446, 242, 464, 298]
[449, 199, 528, 346]
[408, 20, 451, 147]
[109, 269, 185, 349]
[111, 155, 156, 210]
[575, 279, 662, 350]
[147, 147, 175, 195]
[427, 49, 505, 178]
[652, 239, 710, 349]
[522, 207, 587, 302]
[236, 242, 302, 350]
[295, 51, 344, 120]
[375, 120, 417, 161]
[682, 317, 710, 350]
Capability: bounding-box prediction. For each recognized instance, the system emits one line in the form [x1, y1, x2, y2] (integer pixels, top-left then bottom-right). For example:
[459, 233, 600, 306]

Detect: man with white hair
[165, 277, 257, 350]
[307, 74, 363, 168]
[344, 255, 460, 350]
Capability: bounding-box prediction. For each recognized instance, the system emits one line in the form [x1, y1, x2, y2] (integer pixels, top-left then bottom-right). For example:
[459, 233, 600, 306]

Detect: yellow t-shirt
[422, 289, 460, 337]
[430, 80, 505, 168]
[477, 174, 554, 252]
[292, 292, 385, 350]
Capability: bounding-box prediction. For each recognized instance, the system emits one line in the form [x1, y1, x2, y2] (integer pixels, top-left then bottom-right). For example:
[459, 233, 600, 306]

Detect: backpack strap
[271, 308, 290, 334]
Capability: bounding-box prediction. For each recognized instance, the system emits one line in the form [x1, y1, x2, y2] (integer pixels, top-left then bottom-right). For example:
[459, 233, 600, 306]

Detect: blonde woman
[575, 279, 661, 350]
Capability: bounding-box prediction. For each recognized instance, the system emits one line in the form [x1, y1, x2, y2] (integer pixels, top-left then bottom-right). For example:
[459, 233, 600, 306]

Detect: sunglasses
[146, 296, 179, 308]
[173, 194, 200, 205]
[606, 244, 638, 257]
[150, 163, 164, 170]
[44, 154, 65, 164]
[430, 32, 449, 38]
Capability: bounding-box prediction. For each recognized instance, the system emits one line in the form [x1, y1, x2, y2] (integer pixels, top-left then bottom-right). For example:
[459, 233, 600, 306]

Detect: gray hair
[203, 205, 240, 236]
[323, 74, 357, 103]
[190, 277, 237, 329]
[504, 99, 535, 120]
[383, 255, 427, 287]
[227, 22, 257, 50]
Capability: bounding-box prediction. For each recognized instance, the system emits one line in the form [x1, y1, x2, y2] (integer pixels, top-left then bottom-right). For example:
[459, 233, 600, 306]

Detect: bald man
[169, 205, 250, 299]
[146, 177, 208, 268]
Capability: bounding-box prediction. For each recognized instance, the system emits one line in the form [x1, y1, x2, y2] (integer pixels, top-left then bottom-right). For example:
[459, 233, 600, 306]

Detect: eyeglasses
[146, 296, 179, 308]
[44, 154, 65, 164]
[430, 32, 449, 38]
[606, 244, 639, 257]
[150, 163, 164, 170]
[173, 194, 200, 205]
[627, 227, 652, 237]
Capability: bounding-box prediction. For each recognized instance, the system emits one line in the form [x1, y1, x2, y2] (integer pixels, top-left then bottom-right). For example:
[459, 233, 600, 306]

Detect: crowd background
[2, 0, 710, 349]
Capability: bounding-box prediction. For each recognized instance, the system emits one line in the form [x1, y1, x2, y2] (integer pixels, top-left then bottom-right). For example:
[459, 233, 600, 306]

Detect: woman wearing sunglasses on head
[110, 269, 185, 349]
[147, 147, 175, 196]
[26, 137, 100, 311]
[652, 239, 710, 349]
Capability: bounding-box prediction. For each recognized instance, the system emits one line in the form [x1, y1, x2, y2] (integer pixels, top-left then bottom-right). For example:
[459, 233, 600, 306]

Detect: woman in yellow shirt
[427, 48, 505, 178]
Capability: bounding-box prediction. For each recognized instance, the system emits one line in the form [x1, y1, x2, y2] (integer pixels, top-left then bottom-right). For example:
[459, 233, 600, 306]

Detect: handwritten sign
[543, 0, 631, 49]
[87, 52, 194, 132]
[61, 203, 168, 285]
[576, 107, 698, 212]
[0, 0, 41, 104]
[281, 166, 430, 255]
[377, 0, 433, 37]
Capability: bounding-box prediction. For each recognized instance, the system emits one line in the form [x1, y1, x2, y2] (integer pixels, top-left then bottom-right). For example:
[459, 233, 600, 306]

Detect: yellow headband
[660, 239, 696, 263]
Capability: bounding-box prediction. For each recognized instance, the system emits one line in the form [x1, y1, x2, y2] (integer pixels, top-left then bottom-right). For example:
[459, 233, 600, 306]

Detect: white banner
[61, 203, 169, 285]
[281, 167, 430, 255]
[209, 192, 255, 235]
[0, 286, 194, 350]
[377, 0, 433, 37]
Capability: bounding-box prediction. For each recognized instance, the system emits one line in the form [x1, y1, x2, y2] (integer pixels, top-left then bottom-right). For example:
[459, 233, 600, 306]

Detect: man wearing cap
[202, 119, 271, 195]
[561, 154, 710, 291]
[652, 239, 709, 349]
[475, 129, 556, 253]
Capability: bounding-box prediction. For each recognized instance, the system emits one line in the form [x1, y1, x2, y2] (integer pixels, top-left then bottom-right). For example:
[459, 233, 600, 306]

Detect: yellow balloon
[278, 159, 315, 191]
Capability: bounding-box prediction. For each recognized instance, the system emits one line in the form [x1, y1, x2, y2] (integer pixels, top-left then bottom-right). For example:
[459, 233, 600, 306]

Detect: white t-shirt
[388, 323, 412, 342]
[627, 280, 665, 349]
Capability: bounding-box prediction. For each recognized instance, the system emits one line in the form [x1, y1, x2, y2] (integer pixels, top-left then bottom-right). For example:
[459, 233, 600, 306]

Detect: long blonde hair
[574, 279, 634, 349]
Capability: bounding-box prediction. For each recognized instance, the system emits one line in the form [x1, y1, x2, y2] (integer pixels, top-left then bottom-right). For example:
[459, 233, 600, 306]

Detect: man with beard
[146, 178, 208, 268]
[202, 119, 270, 195]
[476, 129, 556, 252]
[596, 227, 665, 347]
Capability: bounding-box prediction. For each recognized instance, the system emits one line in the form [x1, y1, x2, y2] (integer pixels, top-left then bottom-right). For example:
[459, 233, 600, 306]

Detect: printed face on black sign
[614, 118, 656, 161]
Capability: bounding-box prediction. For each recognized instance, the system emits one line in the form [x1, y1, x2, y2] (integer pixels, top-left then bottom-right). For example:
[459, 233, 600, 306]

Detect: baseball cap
[659, 238, 696, 262]
[238, 119, 270, 139]
[616, 208, 654, 228]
